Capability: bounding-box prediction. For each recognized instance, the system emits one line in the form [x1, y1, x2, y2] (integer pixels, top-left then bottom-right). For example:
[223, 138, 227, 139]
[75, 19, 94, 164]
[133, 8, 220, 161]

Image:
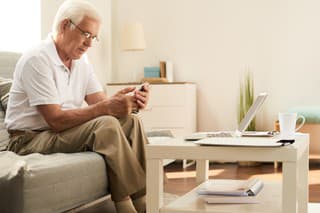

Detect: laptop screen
[237, 93, 268, 132]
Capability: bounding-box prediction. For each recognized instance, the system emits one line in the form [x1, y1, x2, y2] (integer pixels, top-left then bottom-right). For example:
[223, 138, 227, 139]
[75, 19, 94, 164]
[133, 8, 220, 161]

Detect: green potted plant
[238, 71, 260, 167]
[238, 71, 255, 131]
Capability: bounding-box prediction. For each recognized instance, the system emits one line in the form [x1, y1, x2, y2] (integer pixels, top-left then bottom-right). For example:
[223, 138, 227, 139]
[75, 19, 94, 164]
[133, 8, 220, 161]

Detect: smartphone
[137, 83, 146, 92]
[132, 84, 144, 114]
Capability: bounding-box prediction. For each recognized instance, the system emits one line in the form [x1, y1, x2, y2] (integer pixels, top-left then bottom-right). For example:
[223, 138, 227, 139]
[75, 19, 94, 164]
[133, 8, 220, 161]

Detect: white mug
[278, 112, 305, 139]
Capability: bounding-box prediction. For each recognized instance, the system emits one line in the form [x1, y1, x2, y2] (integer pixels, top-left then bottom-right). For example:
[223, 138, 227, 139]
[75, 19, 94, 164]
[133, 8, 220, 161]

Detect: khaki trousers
[7, 115, 148, 201]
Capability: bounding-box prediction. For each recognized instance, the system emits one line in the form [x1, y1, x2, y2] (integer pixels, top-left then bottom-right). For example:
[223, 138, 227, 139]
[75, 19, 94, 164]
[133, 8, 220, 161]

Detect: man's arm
[37, 103, 103, 132]
[39, 86, 150, 133]
[86, 84, 150, 108]
[37, 87, 137, 132]
[85, 91, 107, 105]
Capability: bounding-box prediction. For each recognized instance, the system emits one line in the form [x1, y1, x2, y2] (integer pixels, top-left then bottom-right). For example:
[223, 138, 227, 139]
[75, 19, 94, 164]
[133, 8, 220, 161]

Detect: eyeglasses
[69, 20, 99, 42]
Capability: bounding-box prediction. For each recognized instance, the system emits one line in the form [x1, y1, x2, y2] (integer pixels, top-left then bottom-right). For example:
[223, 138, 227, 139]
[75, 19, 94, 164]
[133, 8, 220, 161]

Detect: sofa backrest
[0, 51, 21, 79]
[0, 51, 21, 150]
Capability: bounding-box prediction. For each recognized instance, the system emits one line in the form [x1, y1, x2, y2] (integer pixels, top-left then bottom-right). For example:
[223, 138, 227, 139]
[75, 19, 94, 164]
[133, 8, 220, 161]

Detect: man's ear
[60, 19, 70, 33]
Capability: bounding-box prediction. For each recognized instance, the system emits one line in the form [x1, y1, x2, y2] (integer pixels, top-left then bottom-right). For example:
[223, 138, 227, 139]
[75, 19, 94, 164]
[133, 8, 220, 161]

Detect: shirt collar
[44, 34, 65, 67]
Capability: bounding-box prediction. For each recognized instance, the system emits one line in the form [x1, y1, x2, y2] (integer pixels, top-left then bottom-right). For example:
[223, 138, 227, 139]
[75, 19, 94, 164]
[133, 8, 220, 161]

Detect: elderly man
[4, 0, 148, 212]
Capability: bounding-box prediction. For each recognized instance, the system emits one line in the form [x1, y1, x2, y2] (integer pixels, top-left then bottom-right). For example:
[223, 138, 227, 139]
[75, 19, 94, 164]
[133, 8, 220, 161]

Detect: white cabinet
[106, 83, 197, 138]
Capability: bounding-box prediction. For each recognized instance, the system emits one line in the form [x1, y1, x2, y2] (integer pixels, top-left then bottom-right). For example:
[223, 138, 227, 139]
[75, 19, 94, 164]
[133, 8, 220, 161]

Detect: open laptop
[185, 92, 275, 141]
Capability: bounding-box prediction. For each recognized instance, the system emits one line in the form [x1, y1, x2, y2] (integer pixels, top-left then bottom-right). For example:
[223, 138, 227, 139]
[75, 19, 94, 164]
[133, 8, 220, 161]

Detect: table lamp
[120, 22, 146, 81]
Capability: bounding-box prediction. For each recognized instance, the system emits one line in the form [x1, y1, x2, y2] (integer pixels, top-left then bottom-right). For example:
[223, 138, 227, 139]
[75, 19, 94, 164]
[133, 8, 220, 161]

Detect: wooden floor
[79, 161, 320, 212]
[164, 161, 320, 202]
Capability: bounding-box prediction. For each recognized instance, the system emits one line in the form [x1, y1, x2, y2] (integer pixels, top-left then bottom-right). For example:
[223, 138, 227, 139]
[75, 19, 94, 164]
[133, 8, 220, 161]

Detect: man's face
[61, 16, 100, 59]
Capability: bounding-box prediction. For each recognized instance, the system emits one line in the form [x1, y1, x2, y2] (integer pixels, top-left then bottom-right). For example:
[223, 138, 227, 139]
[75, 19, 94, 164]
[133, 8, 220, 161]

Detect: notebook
[197, 178, 264, 196]
[185, 93, 273, 141]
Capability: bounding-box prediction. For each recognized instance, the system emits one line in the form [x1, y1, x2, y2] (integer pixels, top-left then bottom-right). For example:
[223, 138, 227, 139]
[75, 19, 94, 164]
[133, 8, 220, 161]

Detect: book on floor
[197, 178, 264, 197]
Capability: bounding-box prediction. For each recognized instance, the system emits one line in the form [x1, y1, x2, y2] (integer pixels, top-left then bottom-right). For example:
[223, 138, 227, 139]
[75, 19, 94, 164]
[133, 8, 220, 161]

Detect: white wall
[41, 0, 320, 132]
[41, 0, 112, 85]
[112, 0, 320, 131]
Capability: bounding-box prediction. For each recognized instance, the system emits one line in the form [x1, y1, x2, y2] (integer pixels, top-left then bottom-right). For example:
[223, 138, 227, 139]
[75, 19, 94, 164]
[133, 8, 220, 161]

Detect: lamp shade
[121, 23, 146, 51]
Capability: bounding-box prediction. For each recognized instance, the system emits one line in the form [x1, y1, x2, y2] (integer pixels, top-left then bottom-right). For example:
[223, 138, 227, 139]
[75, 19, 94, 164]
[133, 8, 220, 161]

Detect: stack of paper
[197, 178, 264, 196]
[197, 179, 264, 204]
[201, 196, 260, 204]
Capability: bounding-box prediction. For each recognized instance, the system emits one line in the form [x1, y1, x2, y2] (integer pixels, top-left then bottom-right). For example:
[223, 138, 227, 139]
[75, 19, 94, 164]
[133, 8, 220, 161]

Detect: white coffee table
[146, 134, 309, 213]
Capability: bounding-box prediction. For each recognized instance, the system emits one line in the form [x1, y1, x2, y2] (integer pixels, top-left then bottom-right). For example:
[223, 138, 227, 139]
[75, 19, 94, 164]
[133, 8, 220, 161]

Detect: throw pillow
[0, 121, 9, 151]
[0, 78, 12, 151]
[0, 78, 12, 112]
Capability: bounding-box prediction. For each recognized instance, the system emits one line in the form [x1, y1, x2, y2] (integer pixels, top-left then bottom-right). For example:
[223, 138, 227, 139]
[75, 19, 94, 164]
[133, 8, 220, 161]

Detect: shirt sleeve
[20, 57, 60, 107]
[85, 64, 103, 95]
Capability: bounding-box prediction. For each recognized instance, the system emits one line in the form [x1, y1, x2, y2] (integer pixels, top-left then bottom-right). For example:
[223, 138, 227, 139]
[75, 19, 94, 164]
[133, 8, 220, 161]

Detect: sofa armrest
[0, 151, 25, 213]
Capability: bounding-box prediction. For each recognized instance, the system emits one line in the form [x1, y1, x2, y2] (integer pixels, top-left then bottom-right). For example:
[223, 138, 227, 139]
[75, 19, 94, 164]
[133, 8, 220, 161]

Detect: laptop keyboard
[207, 132, 233, 137]
[184, 132, 233, 141]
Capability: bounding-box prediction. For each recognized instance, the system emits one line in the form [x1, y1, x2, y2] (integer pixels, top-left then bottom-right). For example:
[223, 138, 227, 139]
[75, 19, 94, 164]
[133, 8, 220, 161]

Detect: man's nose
[84, 39, 92, 47]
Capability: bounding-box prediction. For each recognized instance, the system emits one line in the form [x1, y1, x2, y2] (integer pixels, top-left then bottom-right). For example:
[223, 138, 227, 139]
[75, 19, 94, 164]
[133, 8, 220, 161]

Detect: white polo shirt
[4, 36, 103, 130]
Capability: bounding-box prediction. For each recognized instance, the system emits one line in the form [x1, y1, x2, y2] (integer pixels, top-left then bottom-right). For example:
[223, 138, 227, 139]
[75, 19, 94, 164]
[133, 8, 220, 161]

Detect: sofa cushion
[0, 78, 12, 112]
[0, 102, 9, 151]
[0, 86, 10, 151]
[0, 151, 108, 213]
[0, 120, 9, 151]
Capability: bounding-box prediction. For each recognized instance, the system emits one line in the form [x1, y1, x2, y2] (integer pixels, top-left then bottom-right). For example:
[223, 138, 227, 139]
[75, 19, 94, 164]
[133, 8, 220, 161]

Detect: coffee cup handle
[295, 115, 306, 131]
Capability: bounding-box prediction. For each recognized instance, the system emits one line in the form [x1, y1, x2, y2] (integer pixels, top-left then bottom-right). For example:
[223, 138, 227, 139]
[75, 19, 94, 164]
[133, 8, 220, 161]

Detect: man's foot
[132, 195, 146, 213]
[114, 197, 137, 213]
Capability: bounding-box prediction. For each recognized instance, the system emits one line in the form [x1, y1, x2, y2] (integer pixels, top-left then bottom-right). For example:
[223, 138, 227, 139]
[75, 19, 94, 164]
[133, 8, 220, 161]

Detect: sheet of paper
[195, 137, 284, 147]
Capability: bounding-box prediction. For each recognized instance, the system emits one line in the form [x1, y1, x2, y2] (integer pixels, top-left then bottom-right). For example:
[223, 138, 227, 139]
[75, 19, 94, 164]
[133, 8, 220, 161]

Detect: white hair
[52, 0, 101, 35]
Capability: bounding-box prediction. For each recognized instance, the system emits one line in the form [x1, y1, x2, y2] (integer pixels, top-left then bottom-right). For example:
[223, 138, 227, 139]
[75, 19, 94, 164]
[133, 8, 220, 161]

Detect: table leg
[282, 161, 298, 213]
[182, 159, 196, 168]
[147, 159, 163, 213]
[196, 160, 209, 184]
[298, 148, 309, 213]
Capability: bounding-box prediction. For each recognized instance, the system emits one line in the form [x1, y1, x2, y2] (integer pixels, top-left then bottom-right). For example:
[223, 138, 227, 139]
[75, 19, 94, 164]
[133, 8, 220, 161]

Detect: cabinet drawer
[139, 106, 186, 128]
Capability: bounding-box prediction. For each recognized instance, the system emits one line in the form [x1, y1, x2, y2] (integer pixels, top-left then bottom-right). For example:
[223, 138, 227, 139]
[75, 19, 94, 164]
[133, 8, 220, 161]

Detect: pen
[277, 139, 295, 145]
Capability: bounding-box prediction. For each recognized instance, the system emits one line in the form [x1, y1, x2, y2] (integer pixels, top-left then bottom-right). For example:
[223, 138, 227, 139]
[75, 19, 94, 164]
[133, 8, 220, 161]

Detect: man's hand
[99, 86, 140, 117]
[104, 94, 133, 118]
[116, 86, 140, 112]
[134, 83, 150, 110]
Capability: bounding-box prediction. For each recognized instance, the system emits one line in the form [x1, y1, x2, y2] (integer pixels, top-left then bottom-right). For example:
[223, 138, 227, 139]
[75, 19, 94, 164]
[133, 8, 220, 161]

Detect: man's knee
[118, 114, 141, 126]
[92, 115, 142, 134]
[90, 116, 124, 139]
[94, 115, 120, 127]
[86, 116, 121, 134]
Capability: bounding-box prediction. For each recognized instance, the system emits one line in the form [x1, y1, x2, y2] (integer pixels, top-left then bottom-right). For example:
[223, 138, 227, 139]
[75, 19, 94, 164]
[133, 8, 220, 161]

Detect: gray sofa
[0, 52, 109, 213]
[0, 52, 174, 213]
